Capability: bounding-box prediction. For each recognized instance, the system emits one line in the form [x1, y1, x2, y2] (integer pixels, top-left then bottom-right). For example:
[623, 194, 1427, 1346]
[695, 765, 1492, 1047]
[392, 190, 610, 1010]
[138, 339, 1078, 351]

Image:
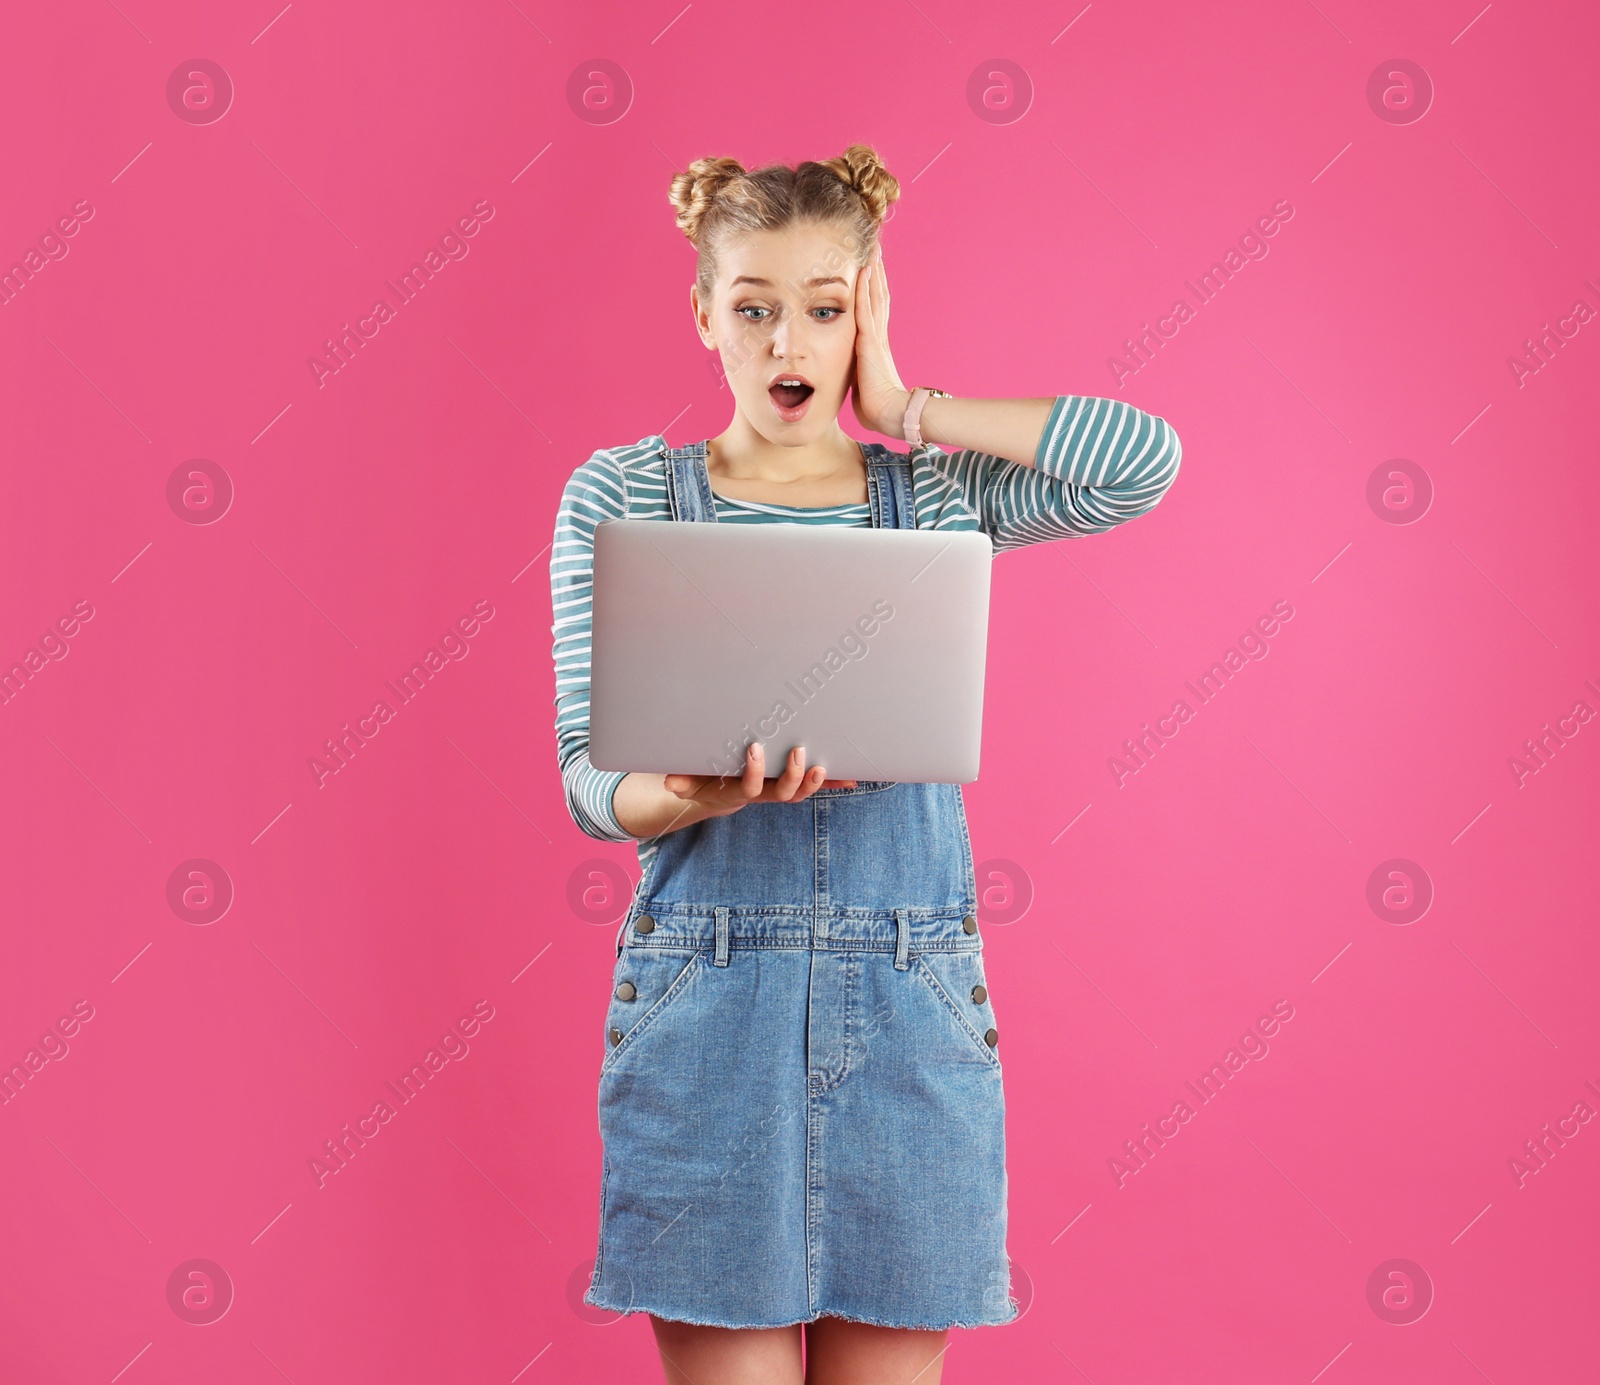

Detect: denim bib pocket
[810, 779, 897, 799]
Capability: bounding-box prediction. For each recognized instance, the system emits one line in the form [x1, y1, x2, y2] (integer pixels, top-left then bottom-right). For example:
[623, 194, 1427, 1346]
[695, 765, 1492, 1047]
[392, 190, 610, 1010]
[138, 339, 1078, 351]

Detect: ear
[690, 284, 715, 348]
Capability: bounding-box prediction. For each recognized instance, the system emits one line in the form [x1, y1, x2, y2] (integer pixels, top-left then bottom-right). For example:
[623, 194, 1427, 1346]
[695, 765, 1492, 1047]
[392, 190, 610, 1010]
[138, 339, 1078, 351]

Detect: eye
[813, 307, 843, 321]
[736, 306, 770, 321]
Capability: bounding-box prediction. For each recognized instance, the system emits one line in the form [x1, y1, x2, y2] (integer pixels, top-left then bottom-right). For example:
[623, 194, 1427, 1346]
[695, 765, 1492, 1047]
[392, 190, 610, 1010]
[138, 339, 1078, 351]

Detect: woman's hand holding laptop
[611, 742, 855, 839]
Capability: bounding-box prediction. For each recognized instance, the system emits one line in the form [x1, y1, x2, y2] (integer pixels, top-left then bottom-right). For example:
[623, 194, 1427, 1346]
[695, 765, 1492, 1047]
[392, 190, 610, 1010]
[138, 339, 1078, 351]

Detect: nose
[770, 307, 804, 360]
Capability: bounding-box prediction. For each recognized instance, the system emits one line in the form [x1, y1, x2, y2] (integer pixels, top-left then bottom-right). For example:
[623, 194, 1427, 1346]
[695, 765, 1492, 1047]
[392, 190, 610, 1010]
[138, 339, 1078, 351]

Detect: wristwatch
[902, 386, 952, 451]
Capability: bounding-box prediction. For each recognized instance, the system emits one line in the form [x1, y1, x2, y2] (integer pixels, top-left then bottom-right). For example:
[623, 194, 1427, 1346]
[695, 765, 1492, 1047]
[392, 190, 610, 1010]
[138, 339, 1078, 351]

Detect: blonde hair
[667, 144, 901, 303]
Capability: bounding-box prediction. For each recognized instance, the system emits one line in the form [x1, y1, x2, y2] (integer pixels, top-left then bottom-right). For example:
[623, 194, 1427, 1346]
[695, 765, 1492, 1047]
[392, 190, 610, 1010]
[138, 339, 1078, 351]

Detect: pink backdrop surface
[2, 1, 1597, 1381]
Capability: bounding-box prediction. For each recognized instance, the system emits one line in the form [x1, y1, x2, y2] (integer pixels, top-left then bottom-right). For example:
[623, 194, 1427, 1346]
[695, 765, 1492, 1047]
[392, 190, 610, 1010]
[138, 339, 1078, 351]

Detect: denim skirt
[584, 781, 1018, 1331]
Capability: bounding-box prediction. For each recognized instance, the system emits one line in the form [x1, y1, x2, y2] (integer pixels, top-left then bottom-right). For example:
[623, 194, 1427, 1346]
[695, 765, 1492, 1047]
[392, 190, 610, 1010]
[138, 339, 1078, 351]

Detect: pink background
[3, 1, 1597, 1380]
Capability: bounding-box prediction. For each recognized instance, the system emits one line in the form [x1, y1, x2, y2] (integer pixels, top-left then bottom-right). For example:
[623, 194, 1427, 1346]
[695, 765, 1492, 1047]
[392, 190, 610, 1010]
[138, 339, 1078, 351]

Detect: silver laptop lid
[589, 519, 992, 783]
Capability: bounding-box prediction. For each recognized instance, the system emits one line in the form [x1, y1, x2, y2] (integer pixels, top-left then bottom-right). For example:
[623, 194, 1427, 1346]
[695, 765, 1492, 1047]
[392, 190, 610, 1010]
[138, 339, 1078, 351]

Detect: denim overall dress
[584, 439, 1018, 1332]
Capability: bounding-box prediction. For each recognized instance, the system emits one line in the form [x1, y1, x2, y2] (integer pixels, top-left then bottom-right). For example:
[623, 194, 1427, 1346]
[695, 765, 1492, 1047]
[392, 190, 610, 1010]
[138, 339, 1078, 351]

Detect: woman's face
[691, 221, 866, 445]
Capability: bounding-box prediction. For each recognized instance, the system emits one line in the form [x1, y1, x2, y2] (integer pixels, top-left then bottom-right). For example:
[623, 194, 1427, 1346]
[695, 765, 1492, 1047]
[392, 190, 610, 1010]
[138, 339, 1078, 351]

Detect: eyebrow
[730, 275, 848, 288]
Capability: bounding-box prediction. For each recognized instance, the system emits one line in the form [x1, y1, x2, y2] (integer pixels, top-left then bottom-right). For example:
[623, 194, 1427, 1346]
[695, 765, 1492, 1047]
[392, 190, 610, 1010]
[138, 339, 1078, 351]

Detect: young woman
[550, 145, 1182, 1384]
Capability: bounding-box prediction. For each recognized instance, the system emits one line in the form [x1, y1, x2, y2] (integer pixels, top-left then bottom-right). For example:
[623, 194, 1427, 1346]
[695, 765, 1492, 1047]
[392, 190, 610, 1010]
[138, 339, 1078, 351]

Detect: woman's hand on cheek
[848, 249, 911, 440]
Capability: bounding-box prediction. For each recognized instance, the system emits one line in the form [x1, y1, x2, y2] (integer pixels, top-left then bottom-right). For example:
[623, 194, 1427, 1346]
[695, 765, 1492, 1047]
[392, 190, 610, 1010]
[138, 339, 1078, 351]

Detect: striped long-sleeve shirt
[550, 393, 1181, 865]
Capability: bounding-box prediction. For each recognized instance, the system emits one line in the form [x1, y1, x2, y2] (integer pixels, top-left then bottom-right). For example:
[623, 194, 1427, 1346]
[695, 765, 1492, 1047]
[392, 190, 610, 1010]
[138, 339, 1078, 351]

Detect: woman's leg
[648, 1315, 805, 1384]
[803, 1317, 951, 1385]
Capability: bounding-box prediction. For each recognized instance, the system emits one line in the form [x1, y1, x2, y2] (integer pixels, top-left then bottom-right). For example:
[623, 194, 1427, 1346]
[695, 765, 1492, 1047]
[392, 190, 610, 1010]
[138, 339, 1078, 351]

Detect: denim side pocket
[910, 948, 1001, 1070]
[601, 947, 707, 1073]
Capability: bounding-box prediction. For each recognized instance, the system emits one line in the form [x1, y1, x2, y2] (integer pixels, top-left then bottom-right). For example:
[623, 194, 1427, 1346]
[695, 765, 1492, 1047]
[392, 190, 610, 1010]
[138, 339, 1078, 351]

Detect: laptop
[589, 519, 993, 783]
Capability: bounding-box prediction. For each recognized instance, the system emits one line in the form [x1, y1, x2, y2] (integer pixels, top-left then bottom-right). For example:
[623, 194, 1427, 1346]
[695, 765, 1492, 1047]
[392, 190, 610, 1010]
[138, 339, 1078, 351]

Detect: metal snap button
[971, 984, 987, 1004]
[608, 1027, 624, 1046]
[962, 915, 978, 934]
[615, 980, 637, 1001]
[635, 914, 655, 934]
[984, 1027, 999, 1047]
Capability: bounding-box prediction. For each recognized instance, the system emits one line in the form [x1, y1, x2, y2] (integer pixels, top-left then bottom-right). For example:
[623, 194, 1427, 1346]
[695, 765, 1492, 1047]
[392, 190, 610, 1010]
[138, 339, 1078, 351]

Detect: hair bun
[666, 145, 902, 304]
[667, 156, 747, 243]
[820, 144, 901, 226]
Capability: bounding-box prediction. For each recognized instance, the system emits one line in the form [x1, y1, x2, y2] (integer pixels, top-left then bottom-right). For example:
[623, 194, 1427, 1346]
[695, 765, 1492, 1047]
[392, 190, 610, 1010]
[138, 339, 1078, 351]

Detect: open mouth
[768, 377, 815, 419]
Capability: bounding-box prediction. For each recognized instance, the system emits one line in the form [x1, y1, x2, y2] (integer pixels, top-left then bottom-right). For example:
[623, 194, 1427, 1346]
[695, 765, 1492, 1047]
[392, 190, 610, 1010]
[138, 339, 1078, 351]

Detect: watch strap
[902, 386, 951, 450]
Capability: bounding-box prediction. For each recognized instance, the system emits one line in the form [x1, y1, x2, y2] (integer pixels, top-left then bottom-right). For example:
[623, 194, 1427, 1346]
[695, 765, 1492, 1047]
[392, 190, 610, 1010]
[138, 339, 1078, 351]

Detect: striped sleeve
[549, 447, 637, 841]
[918, 395, 1182, 554]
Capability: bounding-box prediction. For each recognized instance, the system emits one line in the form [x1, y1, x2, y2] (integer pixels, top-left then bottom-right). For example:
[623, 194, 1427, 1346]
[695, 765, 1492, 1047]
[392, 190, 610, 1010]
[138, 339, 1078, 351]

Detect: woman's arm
[552, 450, 712, 842]
[902, 393, 1057, 471]
[910, 393, 1183, 553]
[550, 450, 647, 842]
[611, 771, 725, 839]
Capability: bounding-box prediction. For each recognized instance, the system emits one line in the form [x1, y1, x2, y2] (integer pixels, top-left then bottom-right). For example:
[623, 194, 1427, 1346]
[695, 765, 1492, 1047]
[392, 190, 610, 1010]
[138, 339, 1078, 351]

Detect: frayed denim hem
[581, 1287, 1020, 1332]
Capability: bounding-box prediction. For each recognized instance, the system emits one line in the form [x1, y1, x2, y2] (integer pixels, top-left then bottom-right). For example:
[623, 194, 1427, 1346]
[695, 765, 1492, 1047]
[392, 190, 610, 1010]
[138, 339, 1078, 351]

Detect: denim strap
[893, 908, 911, 971]
[865, 445, 917, 531]
[714, 906, 731, 966]
[663, 442, 720, 523]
